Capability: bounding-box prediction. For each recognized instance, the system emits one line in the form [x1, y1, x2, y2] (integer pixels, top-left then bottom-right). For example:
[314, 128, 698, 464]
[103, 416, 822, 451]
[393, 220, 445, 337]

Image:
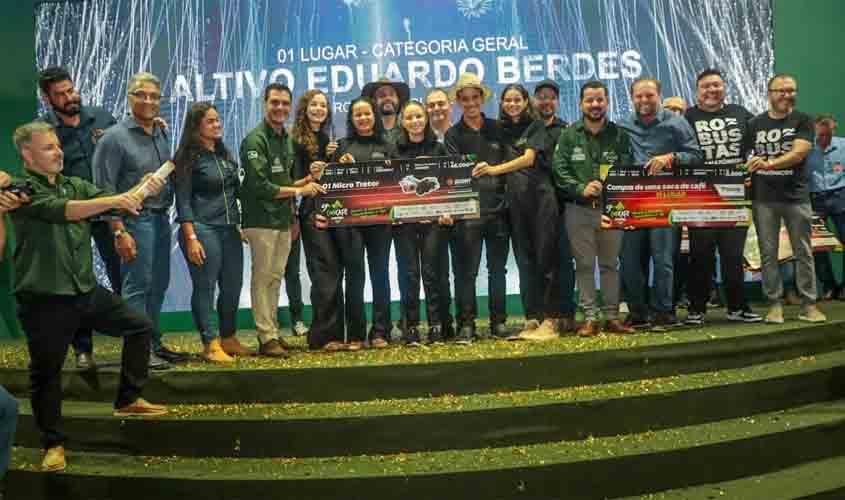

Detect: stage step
[7, 399, 845, 500]
[617, 455, 845, 499]
[12, 350, 845, 458]
[2, 317, 843, 404]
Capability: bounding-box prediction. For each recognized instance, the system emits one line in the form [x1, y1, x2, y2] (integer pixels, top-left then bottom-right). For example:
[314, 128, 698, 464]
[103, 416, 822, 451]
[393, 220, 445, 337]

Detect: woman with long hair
[472, 83, 561, 340]
[173, 102, 247, 362]
[393, 100, 453, 345]
[328, 97, 396, 349]
[290, 89, 348, 351]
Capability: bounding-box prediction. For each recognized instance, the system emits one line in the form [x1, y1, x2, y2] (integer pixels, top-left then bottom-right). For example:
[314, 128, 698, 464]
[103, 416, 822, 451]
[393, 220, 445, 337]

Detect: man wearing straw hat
[444, 73, 510, 344]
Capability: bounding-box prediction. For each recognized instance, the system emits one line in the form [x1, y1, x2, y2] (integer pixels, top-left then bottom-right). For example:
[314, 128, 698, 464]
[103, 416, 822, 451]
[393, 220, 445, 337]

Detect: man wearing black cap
[513, 80, 571, 340]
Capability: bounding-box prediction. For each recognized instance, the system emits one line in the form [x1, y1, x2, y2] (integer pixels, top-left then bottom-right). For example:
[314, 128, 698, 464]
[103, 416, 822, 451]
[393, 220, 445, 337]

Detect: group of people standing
[0, 63, 842, 473]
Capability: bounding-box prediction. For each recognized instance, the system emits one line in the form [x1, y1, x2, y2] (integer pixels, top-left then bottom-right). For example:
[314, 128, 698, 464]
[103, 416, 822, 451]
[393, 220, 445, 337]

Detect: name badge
[271, 157, 285, 173]
[571, 153, 586, 162]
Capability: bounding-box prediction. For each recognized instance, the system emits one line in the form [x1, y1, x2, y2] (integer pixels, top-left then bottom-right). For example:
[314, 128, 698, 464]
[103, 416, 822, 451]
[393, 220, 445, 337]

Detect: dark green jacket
[11, 169, 111, 296]
[552, 119, 633, 204]
[239, 121, 295, 230]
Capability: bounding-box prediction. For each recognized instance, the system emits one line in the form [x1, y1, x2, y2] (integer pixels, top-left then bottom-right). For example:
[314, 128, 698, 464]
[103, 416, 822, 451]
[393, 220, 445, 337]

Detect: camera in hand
[1, 180, 35, 200]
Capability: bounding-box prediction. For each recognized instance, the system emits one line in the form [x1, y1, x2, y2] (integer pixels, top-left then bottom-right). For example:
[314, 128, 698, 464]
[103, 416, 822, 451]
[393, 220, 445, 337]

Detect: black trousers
[394, 223, 444, 326]
[334, 224, 392, 341]
[71, 221, 123, 355]
[301, 221, 344, 349]
[688, 227, 749, 314]
[17, 286, 151, 449]
[508, 179, 561, 321]
[455, 213, 510, 325]
[436, 227, 460, 330]
[284, 234, 304, 323]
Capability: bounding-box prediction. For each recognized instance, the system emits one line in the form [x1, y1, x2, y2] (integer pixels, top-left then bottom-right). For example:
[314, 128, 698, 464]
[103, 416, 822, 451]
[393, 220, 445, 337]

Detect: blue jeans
[122, 210, 171, 349]
[0, 385, 17, 481]
[179, 223, 244, 344]
[621, 228, 675, 316]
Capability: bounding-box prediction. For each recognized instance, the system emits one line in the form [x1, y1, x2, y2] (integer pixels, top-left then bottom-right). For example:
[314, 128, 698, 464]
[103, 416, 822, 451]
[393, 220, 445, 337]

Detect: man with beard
[426, 88, 458, 339]
[93, 72, 189, 368]
[553, 80, 635, 336]
[445, 73, 510, 343]
[619, 77, 702, 331]
[807, 114, 845, 301]
[362, 78, 410, 145]
[37, 66, 120, 370]
[746, 74, 825, 323]
[361, 78, 410, 340]
[684, 69, 761, 326]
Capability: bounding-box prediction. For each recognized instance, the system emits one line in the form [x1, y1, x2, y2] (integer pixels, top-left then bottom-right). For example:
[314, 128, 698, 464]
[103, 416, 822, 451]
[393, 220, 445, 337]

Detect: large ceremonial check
[317, 155, 480, 226]
[603, 165, 751, 228]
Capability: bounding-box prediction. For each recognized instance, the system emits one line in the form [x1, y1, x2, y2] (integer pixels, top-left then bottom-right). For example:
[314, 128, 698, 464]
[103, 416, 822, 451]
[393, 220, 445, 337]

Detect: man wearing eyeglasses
[92, 72, 190, 367]
[745, 74, 826, 324]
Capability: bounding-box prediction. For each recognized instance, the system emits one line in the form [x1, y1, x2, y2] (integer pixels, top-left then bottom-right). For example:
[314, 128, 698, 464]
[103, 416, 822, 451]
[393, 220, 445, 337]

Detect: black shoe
[455, 324, 476, 345]
[76, 352, 97, 371]
[148, 352, 172, 370]
[154, 346, 190, 363]
[707, 289, 724, 309]
[427, 325, 444, 344]
[490, 323, 511, 339]
[401, 326, 422, 346]
[624, 314, 651, 330]
[442, 321, 456, 340]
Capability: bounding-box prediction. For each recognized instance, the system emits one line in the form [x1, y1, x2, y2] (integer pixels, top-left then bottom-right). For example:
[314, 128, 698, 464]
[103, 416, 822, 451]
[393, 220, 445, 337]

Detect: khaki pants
[566, 203, 623, 321]
[243, 228, 292, 343]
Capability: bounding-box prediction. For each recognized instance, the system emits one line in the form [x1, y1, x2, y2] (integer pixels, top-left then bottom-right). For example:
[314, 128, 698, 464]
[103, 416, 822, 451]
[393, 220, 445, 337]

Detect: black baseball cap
[534, 79, 560, 96]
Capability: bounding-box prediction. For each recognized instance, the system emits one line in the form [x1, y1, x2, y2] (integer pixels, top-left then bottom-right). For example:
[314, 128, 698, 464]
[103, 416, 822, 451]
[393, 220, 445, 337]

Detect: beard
[55, 99, 82, 117]
[380, 103, 397, 116]
[584, 109, 606, 123]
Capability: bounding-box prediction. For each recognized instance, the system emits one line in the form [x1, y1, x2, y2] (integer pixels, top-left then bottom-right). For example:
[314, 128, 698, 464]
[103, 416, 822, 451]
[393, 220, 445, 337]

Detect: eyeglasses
[768, 88, 797, 96]
[129, 91, 162, 102]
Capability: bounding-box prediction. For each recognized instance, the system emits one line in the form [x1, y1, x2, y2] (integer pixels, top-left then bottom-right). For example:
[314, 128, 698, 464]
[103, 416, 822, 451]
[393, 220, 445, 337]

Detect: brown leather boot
[220, 336, 254, 357]
[557, 317, 576, 335]
[577, 320, 599, 337]
[604, 319, 635, 334]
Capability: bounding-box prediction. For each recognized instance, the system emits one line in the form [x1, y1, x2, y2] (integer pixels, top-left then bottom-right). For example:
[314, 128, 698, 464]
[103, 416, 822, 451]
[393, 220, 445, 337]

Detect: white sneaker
[798, 305, 827, 323]
[765, 305, 784, 324]
[293, 321, 309, 336]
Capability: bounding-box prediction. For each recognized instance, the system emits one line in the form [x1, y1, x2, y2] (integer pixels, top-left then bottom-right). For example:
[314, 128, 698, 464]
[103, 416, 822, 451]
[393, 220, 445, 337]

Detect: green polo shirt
[11, 169, 111, 296]
[552, 119, 634, 204]
[239, 120, 295, 230]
